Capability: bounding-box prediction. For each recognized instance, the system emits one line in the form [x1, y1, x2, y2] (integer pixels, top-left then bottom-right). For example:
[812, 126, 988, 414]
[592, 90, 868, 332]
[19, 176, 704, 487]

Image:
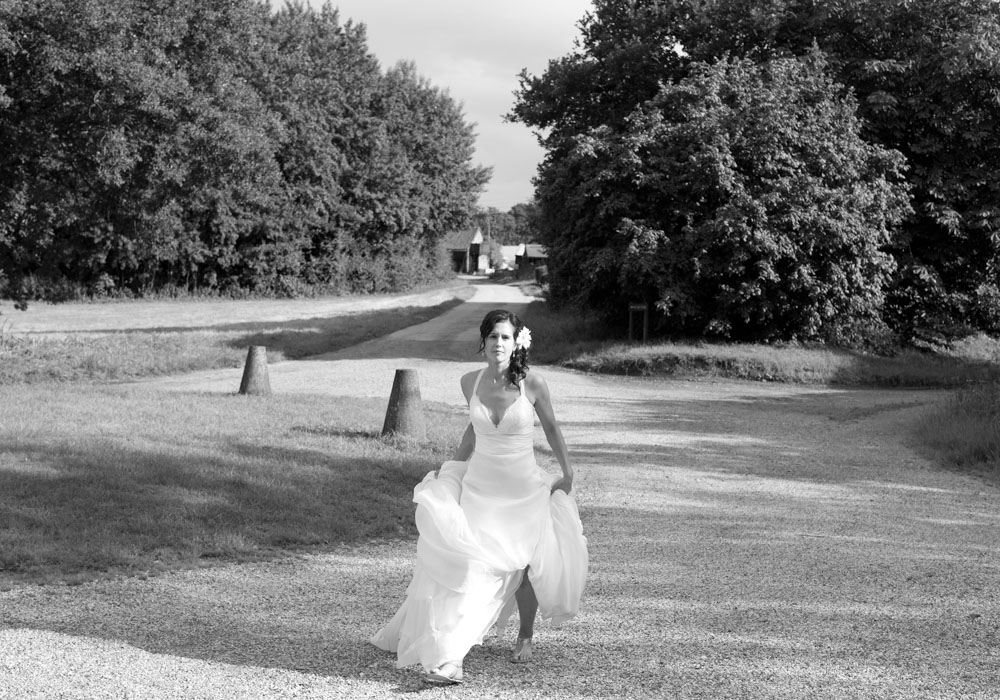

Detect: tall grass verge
[560, 341, 1000, 387]
[915, 383, 1000, 483]
[518, 299, 620, 366]
[0, 296, 469, 384]
[0, 385, 469, 587]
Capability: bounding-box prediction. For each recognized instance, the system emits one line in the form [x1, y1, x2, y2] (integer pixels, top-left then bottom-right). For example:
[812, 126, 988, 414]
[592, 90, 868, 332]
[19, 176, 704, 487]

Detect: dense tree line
[0, 0, 489, 302]
[512, 0, 1000, 346]
[469, 202, 541, 245]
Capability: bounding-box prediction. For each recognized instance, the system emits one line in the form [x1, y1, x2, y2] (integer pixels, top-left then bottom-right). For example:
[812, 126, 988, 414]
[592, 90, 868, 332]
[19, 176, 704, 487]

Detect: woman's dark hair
[478, 308, 530, 385]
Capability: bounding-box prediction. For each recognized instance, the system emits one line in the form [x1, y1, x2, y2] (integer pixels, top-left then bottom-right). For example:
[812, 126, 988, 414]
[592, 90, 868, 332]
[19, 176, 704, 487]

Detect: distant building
[440, 228, 547, 276]
[515, 243, 547, 269]
[441, 227, 486, 274]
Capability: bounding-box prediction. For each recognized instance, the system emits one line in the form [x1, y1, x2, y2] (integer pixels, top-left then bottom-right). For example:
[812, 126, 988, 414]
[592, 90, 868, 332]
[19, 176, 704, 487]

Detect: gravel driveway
[2, 282, 998, 699]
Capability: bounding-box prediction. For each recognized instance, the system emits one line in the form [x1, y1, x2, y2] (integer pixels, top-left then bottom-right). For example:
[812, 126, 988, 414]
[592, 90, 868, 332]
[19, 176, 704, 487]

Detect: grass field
[0, 291, 477, 587]
[0, 385, 468, 588]
[0, 295, 470, 384]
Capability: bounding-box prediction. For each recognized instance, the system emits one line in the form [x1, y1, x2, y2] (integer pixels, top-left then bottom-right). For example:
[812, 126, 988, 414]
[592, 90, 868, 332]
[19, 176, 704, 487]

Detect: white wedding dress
[370, 369, 588, 671]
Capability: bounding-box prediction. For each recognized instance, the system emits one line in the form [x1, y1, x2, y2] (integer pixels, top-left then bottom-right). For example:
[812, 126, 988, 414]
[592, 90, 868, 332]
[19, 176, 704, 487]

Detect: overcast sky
[283, 1, 593, 211]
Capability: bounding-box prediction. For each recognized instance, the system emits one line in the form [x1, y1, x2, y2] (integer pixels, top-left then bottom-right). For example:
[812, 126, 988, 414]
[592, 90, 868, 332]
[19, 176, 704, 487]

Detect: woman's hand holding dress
[550, 474, 573, 494]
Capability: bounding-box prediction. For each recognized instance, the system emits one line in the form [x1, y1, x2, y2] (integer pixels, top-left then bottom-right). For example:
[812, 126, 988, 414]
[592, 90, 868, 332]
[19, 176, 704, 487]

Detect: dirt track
[2, 282, 998, 699]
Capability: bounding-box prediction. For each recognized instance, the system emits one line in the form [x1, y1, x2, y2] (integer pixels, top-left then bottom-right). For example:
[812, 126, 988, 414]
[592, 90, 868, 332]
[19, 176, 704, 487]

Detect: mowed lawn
[0, 291, 476, 588]
[0, 292, 472, 384]
[0, 384, 468, 588]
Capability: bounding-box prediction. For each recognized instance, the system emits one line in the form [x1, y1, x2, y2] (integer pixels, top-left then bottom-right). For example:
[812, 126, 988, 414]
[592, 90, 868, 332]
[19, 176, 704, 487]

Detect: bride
[370, 308, 588, 685]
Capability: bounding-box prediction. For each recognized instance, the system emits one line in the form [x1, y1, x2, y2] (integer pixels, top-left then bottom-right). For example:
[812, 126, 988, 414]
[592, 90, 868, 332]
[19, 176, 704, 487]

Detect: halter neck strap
[473, 367, 521, 396]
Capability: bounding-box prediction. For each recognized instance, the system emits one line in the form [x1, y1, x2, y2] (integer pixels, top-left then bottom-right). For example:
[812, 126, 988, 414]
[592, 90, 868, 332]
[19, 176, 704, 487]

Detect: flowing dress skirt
[370, 450, 587, 671]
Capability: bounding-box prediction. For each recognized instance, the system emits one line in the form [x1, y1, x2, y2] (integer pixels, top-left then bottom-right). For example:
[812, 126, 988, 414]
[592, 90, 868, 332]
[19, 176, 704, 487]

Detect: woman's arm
[436, 373, 477, 476]
[452, 423, 476, 461]
[527, 373, 574, 494]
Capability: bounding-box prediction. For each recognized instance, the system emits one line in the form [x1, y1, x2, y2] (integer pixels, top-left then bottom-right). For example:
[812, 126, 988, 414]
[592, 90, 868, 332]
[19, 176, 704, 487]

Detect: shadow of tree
[313, 300, 534, 363]
[557, 389, 944, 487]
[226, 300, 470, 361]
[827, 347, 1000, 387]
[0, 433, 433, 580]
[4, 490, 997, 696]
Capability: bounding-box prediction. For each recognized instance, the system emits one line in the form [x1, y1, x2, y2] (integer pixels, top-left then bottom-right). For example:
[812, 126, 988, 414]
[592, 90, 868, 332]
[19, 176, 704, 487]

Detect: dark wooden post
[239, 346, 271, 395]
[628, 303, 650, 341]
[382, 369, 426, 440]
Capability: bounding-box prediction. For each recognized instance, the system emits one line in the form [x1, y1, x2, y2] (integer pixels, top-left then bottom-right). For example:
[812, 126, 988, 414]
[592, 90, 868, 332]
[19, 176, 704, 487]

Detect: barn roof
[440, 227, 482, 250]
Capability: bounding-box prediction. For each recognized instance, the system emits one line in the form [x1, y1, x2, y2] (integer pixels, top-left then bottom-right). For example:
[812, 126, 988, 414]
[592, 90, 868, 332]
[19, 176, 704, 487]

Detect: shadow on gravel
[5, 486, 997, 699]
[561, 390, 939, 487]
[226, 299, 469, 360]
[315, 300, 532, 363]
[3, 540, 678, 697]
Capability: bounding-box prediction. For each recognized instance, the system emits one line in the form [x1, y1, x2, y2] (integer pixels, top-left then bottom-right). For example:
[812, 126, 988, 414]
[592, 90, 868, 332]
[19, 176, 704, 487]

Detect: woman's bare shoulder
[460, 369, 480, 398]
[523, 370, 550, 397]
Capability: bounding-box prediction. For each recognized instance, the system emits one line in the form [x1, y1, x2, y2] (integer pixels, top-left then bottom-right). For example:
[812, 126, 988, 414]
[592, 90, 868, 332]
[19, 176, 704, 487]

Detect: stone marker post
[382, 368, 426, 440]
[239, 346, 272, 396]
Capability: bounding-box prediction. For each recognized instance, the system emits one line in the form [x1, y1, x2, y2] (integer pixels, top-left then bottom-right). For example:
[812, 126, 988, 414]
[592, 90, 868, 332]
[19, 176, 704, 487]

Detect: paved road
[3, 281, 999, 699]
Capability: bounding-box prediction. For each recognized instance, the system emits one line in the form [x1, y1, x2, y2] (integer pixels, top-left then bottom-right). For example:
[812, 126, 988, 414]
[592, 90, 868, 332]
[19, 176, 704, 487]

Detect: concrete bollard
[239, 346, 272, 396]
[382, 368, 426, 440]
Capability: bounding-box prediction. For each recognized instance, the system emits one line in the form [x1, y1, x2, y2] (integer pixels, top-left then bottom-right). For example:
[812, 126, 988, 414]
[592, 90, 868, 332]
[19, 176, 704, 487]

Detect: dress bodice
[469, 370, 534, 457]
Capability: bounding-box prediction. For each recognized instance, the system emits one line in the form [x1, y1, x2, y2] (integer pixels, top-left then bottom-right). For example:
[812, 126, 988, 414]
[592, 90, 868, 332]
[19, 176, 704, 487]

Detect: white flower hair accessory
[515, 326, 532, 350]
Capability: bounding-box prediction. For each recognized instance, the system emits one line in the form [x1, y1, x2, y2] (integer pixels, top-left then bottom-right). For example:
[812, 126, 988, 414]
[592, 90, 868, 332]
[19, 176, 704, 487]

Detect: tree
[507, 202, 541, 242]
[0, 0, 285, 297]
[0, 0, 489, 299]
[578, 0, 1000, 341]
[154, 0, 287, 295]
[515, 19, 909, 342]
[260, 1, 383, 292]
[468, 202, 541, 245]
[367, 62, 489, 246]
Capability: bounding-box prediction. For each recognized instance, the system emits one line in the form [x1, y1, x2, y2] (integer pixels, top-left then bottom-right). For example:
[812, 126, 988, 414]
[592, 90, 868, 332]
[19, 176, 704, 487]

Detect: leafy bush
[518, 51, 910, 344]
[512, 0, 1000, 344]
[0, 1, 486, 302]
